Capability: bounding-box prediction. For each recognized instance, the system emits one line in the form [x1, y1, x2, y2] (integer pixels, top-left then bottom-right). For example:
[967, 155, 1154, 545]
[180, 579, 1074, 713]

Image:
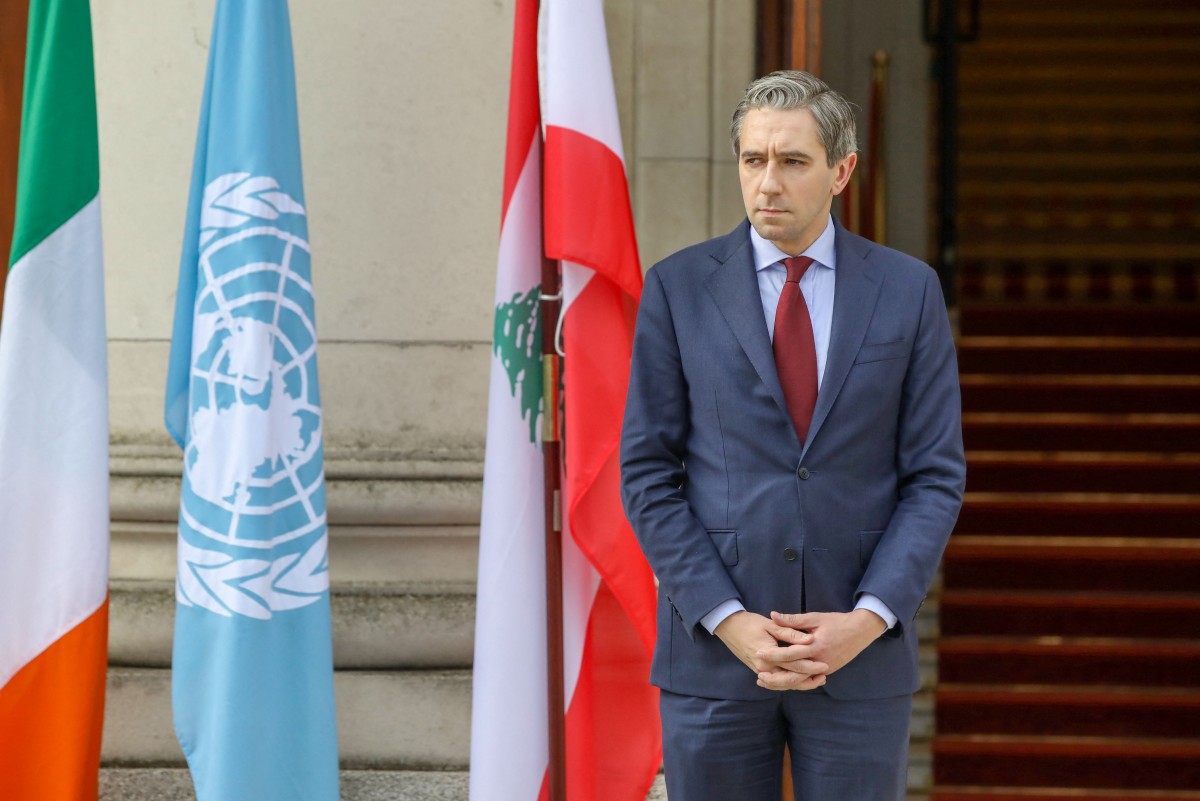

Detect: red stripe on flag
[543, 125, 642, 304]
[562, 276, 656, 654]
[0, 598, 108, 801]
[539, 583, 661, 801]
[544, 110, 660, 799]
[501, 0, 541, 222]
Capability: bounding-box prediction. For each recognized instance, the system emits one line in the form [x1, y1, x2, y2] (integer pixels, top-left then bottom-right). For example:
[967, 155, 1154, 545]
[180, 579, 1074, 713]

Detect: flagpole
[540, 242, 567, 801]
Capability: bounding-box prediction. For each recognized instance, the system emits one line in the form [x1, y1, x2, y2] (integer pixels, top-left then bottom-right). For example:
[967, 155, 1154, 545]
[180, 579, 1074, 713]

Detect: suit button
[783, 547, 798, 561]
[797, 466, 810, 480]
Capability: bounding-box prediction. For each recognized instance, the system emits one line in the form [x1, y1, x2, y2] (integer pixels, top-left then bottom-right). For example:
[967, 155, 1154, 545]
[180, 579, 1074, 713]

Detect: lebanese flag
[470, 1, 659, 799]
[0, 0, 110, 798]
[468, 0, 551, 798]
[543, 1, 661, 800]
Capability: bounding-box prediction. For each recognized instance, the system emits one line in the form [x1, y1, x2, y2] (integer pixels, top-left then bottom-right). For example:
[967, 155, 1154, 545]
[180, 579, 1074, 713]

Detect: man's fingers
[767, 625, 813, 645]
[756, 642, 818, 664]
[752, 647, 828, 674]
[756, 668, 827, 692]
[769, 659, 829, 676]
[771, 610, 818, 629]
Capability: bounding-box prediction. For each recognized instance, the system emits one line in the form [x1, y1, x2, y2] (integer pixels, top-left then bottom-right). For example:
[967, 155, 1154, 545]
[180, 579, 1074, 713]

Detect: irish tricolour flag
[0, 0, 111, 797]
[470, 1, 660, 799]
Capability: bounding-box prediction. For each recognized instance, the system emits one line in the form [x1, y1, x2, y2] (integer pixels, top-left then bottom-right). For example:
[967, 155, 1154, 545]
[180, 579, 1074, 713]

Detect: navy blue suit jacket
[619, 219, 965, 701]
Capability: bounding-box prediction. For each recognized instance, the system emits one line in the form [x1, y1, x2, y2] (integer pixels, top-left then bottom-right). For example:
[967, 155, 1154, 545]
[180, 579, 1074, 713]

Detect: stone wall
[98, 0, 756, 527]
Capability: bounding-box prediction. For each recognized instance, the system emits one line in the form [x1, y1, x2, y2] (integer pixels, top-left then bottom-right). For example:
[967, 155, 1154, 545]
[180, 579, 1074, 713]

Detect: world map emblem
[176, 172, 330, 619]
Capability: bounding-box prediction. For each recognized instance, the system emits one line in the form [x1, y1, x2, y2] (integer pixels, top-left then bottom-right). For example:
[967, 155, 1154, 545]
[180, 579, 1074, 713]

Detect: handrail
[864, 49, 889, 245]
[0, 0, 31, 324]
[923, 0, 981, 308]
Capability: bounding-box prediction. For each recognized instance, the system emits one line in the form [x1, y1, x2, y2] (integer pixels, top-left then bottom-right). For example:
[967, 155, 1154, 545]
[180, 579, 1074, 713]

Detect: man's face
[738, 107, 856, 255]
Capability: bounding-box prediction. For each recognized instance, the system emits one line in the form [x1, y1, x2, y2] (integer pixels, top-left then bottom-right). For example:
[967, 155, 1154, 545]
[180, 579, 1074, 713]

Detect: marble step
[111, 579, 939, 670]
[103, 667, 470, 768]
[109, 580, 475, 669]
[101, 769, 473, 801]
[110, 520, 480, 589]
[102, 666, 935, 769]
[100, 763, 934, 800]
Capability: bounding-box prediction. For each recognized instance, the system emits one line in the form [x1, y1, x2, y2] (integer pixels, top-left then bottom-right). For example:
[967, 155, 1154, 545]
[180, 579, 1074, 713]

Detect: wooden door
[1, 0, 30, 319]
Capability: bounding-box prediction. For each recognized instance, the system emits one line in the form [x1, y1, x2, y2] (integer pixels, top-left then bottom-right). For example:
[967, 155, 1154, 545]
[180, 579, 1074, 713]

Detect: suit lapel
[704, 225, 792, 422]
[802, 223, 884, 457]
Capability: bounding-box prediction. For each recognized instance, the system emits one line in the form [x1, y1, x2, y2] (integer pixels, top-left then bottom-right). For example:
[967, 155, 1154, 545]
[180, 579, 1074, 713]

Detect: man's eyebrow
[739, 149, 814, 160]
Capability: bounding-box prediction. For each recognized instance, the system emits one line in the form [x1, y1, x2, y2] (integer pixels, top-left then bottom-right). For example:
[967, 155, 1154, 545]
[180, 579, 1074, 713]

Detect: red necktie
[773, 256, 818, 444]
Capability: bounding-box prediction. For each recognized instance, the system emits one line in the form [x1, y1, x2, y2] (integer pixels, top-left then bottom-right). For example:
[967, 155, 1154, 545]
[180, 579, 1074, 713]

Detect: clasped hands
[714, 608, 887, 691]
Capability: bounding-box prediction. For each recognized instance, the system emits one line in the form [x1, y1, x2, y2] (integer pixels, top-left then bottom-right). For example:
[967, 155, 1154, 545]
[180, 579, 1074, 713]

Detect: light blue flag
[164, 2, 339, 799]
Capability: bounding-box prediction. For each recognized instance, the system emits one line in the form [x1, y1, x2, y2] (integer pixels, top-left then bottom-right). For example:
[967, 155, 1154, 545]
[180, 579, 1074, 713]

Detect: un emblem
[176, 172, 330, 619]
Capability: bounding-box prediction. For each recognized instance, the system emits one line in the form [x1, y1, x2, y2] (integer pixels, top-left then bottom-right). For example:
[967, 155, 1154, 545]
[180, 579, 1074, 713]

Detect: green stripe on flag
[9, 0, 99, 269]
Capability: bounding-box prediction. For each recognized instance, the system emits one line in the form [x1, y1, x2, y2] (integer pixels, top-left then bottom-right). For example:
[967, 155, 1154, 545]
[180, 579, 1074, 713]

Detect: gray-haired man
[620, 71, 964, 800]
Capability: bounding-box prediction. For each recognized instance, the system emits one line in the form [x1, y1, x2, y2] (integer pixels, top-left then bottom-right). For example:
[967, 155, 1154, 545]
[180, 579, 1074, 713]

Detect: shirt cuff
[855, 593, 898, 630]
[700, 599, 746, 634]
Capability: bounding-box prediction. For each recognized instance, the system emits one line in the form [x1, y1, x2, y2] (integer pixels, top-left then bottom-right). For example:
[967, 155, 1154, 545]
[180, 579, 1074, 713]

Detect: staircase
[931, 1, 1200, 798]
[934, 303, 1200, 799]
[955, 0, 1200, 306]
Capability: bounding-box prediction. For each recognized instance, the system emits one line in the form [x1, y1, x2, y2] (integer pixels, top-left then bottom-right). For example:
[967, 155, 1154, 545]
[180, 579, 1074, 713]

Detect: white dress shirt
[699, 216, 898, 634]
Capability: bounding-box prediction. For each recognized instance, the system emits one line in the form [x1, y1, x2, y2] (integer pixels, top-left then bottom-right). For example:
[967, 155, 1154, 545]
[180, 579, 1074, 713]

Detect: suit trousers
[660, 687, 912, 801]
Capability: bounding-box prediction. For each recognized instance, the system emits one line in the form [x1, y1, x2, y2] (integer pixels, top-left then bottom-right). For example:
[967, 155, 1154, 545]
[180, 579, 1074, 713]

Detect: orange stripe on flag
[0, 598, 108, 801]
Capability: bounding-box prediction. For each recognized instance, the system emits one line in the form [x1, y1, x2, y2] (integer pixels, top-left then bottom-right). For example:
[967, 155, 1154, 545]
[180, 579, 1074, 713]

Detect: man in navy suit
[620, 71, 965, 800]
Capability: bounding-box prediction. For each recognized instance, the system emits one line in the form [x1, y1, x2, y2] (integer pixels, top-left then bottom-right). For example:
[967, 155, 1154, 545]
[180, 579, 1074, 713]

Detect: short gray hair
[730, 70, 857, 166]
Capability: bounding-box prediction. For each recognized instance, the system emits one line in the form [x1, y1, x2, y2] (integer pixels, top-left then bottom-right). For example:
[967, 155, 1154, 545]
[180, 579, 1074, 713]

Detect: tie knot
[782, 256, 814, 284]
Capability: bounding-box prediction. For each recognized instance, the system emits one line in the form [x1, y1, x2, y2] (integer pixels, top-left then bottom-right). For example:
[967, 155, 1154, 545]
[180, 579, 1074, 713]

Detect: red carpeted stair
[934, 300, 1200, 799]
[932, 3, 1200, 796]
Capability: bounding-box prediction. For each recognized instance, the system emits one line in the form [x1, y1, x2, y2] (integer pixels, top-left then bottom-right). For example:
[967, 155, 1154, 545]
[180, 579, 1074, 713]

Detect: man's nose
[760, 160, 782, 194]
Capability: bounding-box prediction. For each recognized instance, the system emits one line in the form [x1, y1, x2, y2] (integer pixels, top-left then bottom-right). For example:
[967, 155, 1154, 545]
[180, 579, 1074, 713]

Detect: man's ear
[832, 152, 858, 196]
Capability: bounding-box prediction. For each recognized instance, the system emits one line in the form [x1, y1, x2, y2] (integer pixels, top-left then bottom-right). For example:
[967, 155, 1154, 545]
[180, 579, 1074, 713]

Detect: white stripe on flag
[0, 197, 109, 687]
[540, 0, 626, 162]
[469, 131, 550, 801]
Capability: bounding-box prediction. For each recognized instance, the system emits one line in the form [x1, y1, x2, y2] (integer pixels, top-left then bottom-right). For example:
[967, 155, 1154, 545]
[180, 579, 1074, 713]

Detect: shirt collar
[749, 214, 837, 273]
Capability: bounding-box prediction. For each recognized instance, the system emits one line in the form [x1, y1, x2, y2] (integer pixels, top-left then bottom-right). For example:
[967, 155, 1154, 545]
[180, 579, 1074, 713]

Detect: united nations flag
[164, 3, 339, 799]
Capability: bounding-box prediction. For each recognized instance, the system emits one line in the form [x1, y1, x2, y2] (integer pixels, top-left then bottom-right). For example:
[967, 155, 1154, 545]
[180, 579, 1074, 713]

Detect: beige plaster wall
[632, 0, 755, 270]
[95, 0, 755, 471]
[94, 0, 511, 464]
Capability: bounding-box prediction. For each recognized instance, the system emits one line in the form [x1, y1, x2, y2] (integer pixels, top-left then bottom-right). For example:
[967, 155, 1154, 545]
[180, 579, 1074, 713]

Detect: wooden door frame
[757, 0, 822, 77]
[1, 0, 30, 319]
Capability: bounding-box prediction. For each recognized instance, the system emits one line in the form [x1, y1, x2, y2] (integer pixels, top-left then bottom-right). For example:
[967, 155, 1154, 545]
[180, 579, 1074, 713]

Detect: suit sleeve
[619, 267, 741, 639]
[855, 267, 966, 635]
